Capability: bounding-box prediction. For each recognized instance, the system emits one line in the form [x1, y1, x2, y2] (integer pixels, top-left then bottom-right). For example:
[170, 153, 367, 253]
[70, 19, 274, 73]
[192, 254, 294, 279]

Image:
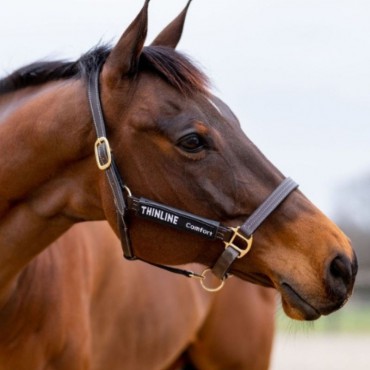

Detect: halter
[87, 65, 298, 292]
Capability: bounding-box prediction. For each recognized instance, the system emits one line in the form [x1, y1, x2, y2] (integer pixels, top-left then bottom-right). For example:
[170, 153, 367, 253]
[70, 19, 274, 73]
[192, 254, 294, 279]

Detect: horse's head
[94, 1, 357, 320]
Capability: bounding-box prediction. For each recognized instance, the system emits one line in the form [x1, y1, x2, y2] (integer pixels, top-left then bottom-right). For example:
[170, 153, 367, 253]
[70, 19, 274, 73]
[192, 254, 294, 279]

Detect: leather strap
[128, 196, 228, 241]
[87, 66, 125, 215]
[211, 178, 298, 279]
[240, 178, 298, 237]
[87, 65, 136, 259]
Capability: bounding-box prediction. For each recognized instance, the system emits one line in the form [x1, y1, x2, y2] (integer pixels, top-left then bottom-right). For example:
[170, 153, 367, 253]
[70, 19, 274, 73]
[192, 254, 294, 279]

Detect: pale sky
[1, 0, 370, 217]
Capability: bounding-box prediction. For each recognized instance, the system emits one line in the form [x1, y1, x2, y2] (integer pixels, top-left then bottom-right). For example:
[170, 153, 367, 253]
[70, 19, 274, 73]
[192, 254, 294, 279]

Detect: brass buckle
[223, 226, 253, 258]
[94, 137, 112, 170]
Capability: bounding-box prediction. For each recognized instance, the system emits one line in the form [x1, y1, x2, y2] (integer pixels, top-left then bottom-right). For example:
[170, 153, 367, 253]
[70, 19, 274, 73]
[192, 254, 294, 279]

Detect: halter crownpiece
[87, 64, 298, 292]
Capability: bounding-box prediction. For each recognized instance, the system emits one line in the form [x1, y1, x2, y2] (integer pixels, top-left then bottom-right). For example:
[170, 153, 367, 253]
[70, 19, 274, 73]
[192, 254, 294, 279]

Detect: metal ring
[200, 268, 225, 292]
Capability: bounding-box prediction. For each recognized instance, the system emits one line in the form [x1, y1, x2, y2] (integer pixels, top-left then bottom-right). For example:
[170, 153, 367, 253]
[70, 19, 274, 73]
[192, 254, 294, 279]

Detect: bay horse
[21, 220, 274, 370]
[0, 1, 357, 369]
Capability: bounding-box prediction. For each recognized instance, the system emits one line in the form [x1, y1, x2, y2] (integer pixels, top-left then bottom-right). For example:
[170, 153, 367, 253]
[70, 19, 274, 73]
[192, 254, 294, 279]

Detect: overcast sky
[1, 0, 369, 217]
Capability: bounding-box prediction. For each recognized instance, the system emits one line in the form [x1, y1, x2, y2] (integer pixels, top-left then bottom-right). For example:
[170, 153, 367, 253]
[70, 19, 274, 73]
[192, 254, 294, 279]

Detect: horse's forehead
[129, 75, 238, 130]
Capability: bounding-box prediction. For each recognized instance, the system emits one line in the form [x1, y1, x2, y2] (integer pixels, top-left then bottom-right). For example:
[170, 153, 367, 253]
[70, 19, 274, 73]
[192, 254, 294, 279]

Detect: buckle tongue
[223, 226, 253, 258]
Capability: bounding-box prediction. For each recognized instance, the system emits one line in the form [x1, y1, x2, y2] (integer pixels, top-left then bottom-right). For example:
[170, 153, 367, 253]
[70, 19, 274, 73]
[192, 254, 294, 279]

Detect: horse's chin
[232, 271, 349, 321]
[279, 283, 321, 321]
[233, 272, 320, 320]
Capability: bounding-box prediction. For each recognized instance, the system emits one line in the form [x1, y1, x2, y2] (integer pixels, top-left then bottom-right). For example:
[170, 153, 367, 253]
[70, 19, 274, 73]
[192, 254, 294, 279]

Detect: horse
[0, 1, 357, 369]
[11, 220, 274, 370]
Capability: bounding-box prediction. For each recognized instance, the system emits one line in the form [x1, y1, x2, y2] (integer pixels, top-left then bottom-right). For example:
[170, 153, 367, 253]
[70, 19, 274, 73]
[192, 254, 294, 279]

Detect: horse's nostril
[328, 255, 353, 295]
[330, 256, 350, 282]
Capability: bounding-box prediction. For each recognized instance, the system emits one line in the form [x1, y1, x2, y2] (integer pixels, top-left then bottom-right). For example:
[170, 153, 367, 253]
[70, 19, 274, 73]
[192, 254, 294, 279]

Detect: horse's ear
[104, 0, 149, 81]
[151, 0, 192, 48]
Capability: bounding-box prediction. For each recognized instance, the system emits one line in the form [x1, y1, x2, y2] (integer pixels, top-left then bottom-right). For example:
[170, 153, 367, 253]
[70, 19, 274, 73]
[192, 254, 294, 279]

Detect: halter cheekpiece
[87, 64, 298, 292]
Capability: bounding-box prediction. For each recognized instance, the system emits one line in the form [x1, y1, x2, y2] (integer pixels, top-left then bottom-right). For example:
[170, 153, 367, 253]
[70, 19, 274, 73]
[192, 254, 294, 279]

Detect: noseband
[87, 65, 298, 292]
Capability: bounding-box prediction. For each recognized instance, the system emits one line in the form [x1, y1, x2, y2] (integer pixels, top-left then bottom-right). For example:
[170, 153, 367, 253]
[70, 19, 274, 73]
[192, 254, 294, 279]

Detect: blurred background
[1, 0, 369, 368]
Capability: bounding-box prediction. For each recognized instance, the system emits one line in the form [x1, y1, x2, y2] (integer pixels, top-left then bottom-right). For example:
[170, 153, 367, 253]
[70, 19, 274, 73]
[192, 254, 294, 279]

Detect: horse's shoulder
[0, 230, 97, 366]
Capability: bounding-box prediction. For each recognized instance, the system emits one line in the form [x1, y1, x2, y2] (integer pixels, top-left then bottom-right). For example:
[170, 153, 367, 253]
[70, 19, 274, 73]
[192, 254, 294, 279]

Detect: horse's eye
[177, 133, 206, 153]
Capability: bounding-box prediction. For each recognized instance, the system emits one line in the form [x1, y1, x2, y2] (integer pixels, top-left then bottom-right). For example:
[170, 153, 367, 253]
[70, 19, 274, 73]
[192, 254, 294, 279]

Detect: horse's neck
[0, 80, 103, 304]
[0, 81, 94, 196]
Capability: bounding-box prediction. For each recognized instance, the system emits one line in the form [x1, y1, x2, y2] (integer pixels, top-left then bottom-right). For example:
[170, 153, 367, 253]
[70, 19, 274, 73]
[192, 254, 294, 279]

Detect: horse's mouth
[280, 283, 321, 321]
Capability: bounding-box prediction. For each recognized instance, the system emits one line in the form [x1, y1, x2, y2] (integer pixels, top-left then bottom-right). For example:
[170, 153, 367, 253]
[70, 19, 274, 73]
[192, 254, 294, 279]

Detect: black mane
[0, 45, 208, 96]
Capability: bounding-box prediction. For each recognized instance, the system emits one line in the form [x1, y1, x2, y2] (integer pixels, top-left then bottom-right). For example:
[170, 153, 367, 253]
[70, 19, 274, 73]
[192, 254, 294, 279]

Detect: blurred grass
[277, 300, 370, 333]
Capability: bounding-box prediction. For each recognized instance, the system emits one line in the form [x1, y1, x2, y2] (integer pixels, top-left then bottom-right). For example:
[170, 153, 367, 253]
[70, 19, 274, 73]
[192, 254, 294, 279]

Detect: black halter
[87, 65, 298, 291]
